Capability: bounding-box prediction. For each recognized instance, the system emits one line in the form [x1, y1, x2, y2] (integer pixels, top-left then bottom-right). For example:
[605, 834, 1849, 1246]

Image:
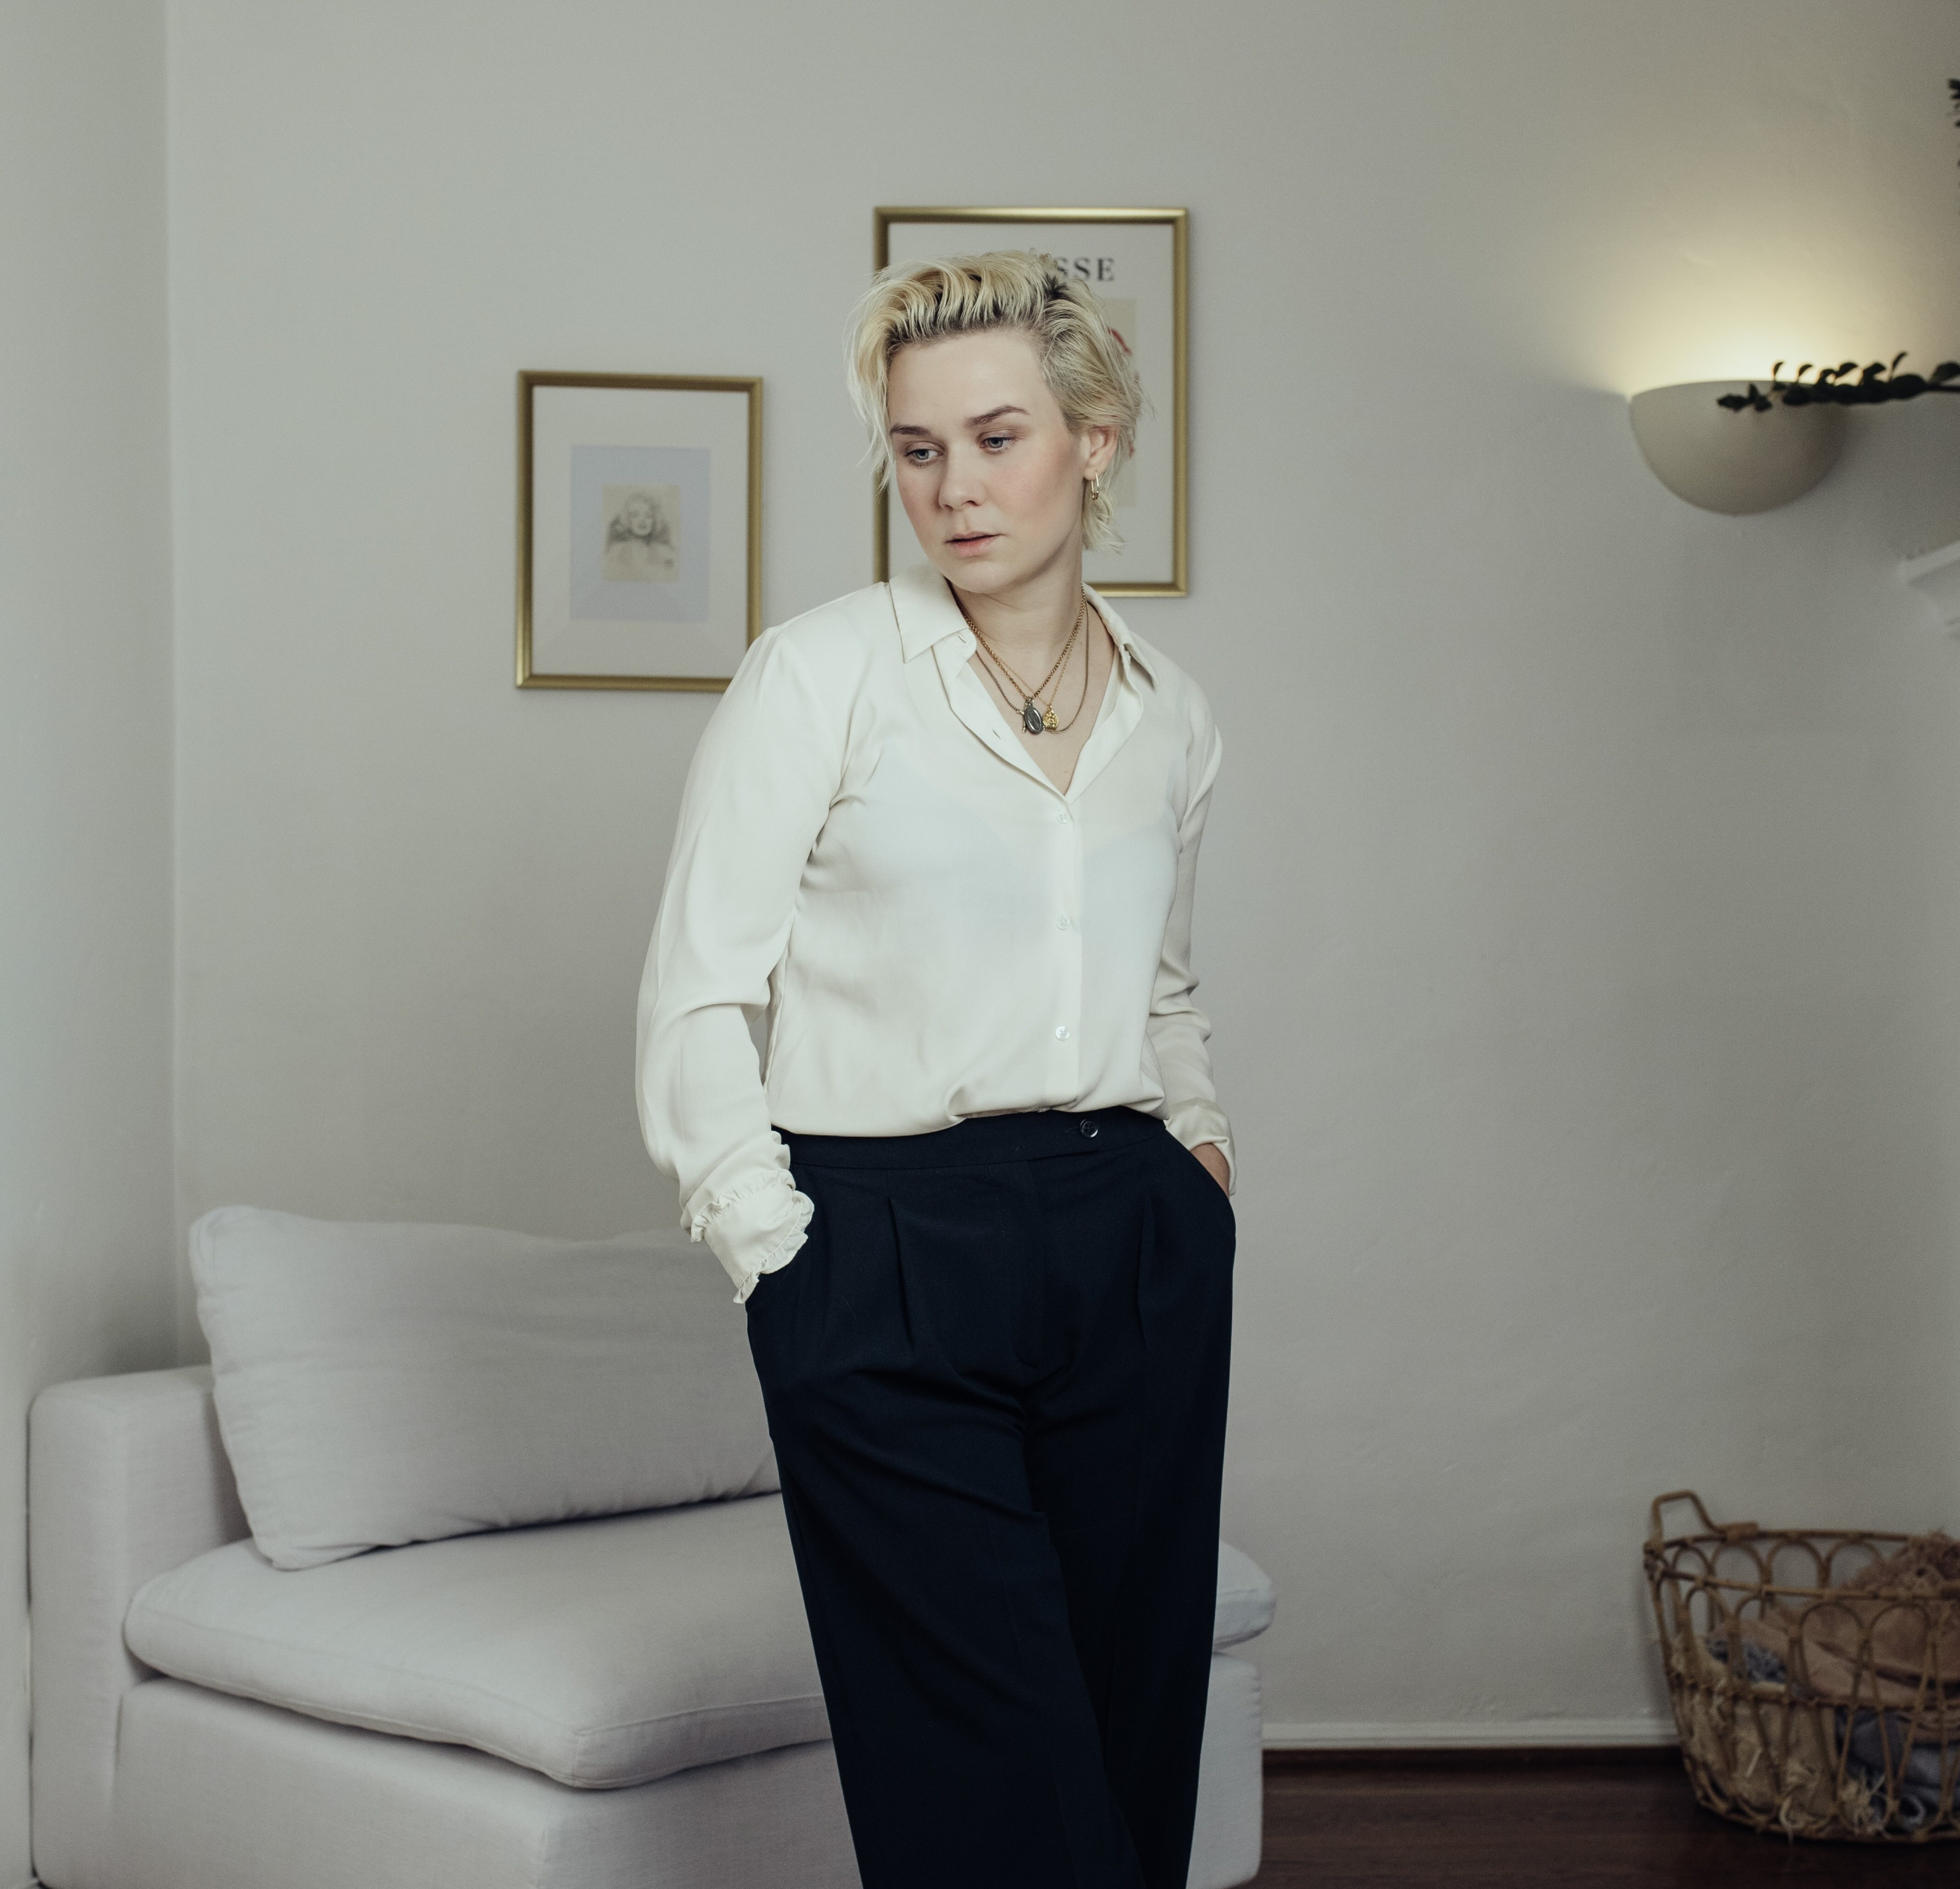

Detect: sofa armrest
[29, 1366, 249, 1889]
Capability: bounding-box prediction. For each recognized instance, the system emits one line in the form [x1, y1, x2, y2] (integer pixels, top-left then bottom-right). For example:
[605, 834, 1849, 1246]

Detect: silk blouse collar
[888, 561, 1156, 687]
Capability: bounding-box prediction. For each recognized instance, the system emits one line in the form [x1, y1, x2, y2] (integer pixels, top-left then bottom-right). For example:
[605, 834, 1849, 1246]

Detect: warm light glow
[1528, 204, 1941, 400]
[1597, 304, 1915, 403]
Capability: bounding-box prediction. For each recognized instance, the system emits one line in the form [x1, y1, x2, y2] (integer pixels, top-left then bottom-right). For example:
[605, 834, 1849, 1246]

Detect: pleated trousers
[744, 1105, 1235, 1889]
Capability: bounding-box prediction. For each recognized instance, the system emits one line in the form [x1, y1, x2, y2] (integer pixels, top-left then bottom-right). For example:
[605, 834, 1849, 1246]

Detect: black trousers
[744, 1106, 1235, 1889]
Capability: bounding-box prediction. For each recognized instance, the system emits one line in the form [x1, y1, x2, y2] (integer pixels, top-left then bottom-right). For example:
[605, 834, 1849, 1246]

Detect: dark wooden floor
[1253, 1751, 1958, 1887]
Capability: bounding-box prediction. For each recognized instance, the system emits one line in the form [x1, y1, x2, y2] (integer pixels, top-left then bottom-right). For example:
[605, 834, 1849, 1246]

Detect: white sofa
[28, 1213, 1274, 1889]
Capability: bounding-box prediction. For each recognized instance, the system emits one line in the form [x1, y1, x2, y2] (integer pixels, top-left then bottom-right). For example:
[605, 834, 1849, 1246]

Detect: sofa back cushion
[190, 1207, 775, 1570]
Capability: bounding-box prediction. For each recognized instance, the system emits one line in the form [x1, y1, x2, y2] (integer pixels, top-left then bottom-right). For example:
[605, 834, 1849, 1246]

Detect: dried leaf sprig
[1718, 356, 1960, 412]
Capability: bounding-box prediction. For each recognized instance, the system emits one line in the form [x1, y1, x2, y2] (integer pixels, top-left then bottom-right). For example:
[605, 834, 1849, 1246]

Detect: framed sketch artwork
[872, 207, 1188, 597]
[517, 371, 762, 690]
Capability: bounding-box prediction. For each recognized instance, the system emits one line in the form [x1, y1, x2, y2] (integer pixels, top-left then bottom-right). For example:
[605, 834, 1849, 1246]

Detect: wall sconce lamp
[1628, 380, 1848, 515]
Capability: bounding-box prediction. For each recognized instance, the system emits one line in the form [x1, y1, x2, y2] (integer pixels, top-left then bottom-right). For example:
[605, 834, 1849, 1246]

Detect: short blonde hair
[845, 250, 1145, 551]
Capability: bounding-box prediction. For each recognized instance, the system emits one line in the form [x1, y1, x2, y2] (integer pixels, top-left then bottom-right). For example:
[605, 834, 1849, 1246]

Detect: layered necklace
[954, 589, 1091, 736]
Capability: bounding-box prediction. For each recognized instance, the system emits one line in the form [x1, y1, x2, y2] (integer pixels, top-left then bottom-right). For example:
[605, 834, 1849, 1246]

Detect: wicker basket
[1645, 1490, 1960, 1841]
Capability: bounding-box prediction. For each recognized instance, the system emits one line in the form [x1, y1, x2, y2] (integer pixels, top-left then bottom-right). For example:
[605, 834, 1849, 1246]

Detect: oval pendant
[1022, 700, 1046, 735]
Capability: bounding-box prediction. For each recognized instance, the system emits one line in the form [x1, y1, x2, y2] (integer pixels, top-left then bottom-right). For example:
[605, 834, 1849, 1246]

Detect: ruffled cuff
[690, 1170, 815, 1303]
[1163, 1098, 1236, 1196]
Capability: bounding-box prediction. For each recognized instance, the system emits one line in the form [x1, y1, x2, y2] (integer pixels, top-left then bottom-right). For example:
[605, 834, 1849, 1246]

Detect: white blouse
[636, 561, 1234, 1303]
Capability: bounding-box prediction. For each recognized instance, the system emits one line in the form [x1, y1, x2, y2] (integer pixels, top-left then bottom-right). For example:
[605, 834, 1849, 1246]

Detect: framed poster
[872, 207, 1187, 597]
[517, 371, 761, 690]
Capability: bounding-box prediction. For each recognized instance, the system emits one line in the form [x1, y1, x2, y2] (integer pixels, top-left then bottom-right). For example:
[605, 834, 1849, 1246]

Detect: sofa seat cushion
[126, 1497, 1277, 1793]
[125, 1492, 826, 1790]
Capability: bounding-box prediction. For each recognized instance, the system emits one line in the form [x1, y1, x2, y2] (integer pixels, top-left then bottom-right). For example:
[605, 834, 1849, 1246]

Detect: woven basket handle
[1648, 1489, 1758, 1547]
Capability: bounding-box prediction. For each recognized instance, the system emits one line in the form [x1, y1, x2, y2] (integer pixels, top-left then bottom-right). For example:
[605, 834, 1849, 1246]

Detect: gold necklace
[959, 592, 1080, 717]
[981, 614, 1077, 729]
[971, 598, 1097, 736]
[955, 591, 1086, 734]
[1047, 608, 1096, 733]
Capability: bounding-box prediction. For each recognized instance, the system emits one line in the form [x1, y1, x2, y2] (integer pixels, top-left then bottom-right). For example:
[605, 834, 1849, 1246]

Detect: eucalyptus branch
[1717, 355, 1960, 412]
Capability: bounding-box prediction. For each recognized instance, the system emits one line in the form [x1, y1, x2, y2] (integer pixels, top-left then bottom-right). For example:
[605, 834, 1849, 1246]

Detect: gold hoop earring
[1090, 473, 1103, 499]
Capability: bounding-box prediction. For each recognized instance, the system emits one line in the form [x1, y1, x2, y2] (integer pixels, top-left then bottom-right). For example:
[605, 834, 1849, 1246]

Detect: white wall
[163, 0, 1960, 1744]
[0, 0, 177, 1878]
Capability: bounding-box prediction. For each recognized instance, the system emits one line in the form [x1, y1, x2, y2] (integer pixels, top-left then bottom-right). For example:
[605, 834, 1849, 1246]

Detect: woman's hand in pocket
[1192, 1142, 1230, 1194]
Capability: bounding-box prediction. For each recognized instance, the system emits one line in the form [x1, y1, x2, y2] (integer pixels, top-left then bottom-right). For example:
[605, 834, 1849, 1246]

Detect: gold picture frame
[517, 370, 763, 691]
[872, 207, 1188, 597]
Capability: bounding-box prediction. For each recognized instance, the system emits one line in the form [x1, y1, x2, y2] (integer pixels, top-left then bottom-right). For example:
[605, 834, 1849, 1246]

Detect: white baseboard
[1263, 1718, 1676, 1749]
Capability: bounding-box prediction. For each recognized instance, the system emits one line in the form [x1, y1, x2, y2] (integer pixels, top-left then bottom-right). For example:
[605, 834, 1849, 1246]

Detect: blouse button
[1054, 1025, 1070, 1040]
[1056, 917, 1070, 930]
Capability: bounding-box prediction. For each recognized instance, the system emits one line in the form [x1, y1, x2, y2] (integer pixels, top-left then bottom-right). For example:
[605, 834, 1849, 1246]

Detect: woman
[636, 251, 1235, 1889]
[602, 485, 678, 582]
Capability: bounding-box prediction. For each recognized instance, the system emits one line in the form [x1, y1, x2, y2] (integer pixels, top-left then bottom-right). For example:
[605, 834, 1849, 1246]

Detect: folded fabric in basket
[1843, 1709, 1954, 1833]
[1734, 1533, 1960, 1708]
[1703, 1533, 1960, 1835]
